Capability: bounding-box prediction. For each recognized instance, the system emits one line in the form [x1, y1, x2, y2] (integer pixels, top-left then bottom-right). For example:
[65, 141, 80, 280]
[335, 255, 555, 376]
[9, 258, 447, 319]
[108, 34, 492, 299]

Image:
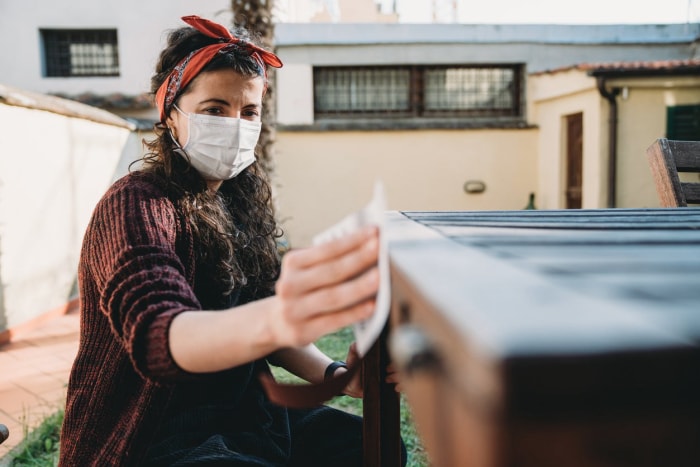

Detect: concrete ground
[0, 309, 78, 460]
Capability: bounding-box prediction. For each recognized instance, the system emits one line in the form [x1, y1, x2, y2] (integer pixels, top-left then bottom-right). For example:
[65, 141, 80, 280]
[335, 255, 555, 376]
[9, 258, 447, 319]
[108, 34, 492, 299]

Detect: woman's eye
[204, 107, 223, 115]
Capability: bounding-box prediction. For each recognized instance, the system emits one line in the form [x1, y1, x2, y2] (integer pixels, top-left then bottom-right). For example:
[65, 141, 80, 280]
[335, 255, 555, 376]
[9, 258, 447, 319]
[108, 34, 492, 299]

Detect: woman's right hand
[169, 226, 379, 374]
[269, 226, 380, 348]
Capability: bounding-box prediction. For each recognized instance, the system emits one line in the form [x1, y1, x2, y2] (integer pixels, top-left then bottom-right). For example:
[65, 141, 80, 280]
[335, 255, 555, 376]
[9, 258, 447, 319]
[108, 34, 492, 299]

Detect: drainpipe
[596, 77, 621, 208]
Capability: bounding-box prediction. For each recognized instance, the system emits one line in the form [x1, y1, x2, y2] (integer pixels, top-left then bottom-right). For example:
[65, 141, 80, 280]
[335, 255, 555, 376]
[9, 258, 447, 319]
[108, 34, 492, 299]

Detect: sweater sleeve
[83, 174, 201, 382]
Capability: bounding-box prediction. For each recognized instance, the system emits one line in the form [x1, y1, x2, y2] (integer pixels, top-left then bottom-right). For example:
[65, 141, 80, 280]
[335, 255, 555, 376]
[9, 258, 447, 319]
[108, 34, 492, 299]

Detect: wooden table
[380, 208, 700, 467]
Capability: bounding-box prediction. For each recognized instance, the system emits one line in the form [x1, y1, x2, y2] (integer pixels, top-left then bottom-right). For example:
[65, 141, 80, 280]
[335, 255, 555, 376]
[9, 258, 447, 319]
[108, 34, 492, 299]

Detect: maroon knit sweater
[60, 172, 206, 465]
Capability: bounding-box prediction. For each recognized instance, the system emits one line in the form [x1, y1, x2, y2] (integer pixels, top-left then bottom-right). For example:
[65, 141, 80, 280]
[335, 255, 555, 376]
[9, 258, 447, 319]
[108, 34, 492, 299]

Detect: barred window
[314, 65, 522, 119]
[315, 68, 411, 113]
[41, 29, 119, 77]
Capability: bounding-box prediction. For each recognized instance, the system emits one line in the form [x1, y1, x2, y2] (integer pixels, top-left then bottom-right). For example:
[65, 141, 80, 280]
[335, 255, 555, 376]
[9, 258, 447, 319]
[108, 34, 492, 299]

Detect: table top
[386, 208, 700, 412]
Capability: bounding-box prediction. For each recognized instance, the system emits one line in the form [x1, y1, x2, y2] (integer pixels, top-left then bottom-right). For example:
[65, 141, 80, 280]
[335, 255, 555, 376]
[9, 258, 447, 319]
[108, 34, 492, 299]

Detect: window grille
[315, 68, 411, 114]
[41, 29, 119, 77]
[314, 65, 522, 119]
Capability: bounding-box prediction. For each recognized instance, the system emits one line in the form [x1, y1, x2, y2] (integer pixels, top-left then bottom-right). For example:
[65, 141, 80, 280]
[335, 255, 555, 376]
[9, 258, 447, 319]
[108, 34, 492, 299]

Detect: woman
[60, 15, 392, 466]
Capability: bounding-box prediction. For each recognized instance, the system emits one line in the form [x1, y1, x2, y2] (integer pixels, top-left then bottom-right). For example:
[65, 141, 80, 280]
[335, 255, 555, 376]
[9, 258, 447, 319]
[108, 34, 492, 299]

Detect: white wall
[277, 64, 315, 125]
[0, 0, 231, 97]
[0, 103, 136, 332]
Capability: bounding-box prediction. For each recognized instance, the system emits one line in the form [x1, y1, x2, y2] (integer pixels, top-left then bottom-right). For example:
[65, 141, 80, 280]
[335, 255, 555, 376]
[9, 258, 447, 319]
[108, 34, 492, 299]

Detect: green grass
[271, 327, 429, 467]
[11, 328, 428, 467]
[9, 409, 63, 466]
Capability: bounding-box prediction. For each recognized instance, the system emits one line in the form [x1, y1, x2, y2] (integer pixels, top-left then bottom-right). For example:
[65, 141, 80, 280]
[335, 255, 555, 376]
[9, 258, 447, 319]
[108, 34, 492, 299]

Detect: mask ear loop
[168, 129, 206, 186]
[167, 109, 215, 186]
[168, 104, 191, 150]
[168, 123, 192, 170]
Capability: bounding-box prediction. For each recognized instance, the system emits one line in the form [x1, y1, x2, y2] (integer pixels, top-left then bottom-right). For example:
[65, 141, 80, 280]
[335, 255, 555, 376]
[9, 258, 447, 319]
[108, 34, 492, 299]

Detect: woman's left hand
[339, 342, 363, 398]
[336, 342, 403, 398]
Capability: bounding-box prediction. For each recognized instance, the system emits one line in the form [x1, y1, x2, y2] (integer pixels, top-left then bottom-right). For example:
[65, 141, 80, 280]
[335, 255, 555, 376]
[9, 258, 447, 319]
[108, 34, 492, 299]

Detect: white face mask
[171, 105, 261, 181]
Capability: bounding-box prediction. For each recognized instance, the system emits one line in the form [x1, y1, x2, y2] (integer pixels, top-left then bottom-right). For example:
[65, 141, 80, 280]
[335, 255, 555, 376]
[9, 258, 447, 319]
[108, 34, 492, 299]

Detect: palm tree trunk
[231, 0, 277, 176]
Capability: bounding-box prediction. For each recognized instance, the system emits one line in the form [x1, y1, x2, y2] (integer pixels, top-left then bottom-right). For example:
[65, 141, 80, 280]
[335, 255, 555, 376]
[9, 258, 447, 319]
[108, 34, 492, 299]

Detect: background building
[272, 22, 700, 244]
[0, 0, 234, 119]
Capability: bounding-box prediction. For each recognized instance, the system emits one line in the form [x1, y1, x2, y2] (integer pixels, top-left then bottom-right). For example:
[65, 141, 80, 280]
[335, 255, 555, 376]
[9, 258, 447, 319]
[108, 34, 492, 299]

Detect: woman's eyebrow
[197, 98, 230, 106]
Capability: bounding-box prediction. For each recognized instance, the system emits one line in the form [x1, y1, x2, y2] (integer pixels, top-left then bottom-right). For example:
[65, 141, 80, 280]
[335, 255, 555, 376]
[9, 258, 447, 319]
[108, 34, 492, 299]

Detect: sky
[378, 0, 700, 24]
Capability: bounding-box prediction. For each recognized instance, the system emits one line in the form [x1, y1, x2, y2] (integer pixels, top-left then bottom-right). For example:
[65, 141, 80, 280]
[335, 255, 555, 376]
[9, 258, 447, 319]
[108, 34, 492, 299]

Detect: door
[565, 113, 583, 209]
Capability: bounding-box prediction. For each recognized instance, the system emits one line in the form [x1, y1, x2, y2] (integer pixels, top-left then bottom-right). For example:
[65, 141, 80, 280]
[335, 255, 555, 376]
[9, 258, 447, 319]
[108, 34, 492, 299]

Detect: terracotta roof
[51, 91, 154, 110]
[531, 58, 700, 76]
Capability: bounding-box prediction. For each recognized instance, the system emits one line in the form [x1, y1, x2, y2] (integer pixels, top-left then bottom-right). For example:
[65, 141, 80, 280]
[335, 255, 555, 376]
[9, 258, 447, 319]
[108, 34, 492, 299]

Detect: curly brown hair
[141, 24, 281, 306]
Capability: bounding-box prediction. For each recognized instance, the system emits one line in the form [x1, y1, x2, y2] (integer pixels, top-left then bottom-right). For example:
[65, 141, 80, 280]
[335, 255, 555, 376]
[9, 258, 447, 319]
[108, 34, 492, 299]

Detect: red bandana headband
[155, 15, 283, 122]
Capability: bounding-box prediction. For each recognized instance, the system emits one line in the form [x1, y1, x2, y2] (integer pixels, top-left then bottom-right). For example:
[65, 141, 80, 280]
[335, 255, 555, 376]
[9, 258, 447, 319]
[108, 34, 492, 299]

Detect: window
[314, 65, 522, 119]
[41, 29, 119, 77]
[667, 105, 700, 141]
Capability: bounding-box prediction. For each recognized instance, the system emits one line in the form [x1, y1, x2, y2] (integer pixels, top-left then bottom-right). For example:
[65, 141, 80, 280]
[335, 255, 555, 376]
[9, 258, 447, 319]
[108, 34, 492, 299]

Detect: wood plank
[503, 231, 700, 247]
[388, 262, 503, 467]
[681, 182, 700, 204]
[436, 226, 700, 246]
[386, 212, 693, 357]
[405, 208, 700, 219]
[362, 324, 402, 467]
[667, 140, 700, 172]
[548, 273, 700, 303]
[647, 138, 687, 207]
[506, 411, 700, 467]
[404, 208, 700, 230]
[417, 216, 700, 229]
[480, 244, 700, 262]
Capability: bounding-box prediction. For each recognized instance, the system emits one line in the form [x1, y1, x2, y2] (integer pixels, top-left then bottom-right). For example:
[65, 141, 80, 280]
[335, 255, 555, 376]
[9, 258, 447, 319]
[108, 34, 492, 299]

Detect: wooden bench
[647, 138, 700, 206]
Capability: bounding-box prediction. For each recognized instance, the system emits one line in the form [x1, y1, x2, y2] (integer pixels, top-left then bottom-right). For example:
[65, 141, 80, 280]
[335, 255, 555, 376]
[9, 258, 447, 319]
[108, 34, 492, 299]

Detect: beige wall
[611, 76, 700, 208]
[276, 67, 699, 246]
[273, 129, 538, 246]
[530, 70, 700, 210]
[530, 70, 606, 209]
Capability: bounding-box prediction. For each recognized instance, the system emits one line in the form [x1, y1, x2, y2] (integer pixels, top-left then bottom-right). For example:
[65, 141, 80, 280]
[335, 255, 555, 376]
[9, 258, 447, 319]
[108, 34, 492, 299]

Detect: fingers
[386, 363, 402, 392]
[342, 342, 364, 398]
[346, 342, 360, 366]
[270, 225, 381, 348]
[281, 239, 378, 300]
[277, 228, 379, 299]
[269, 290, 377, 348]
[284, 226, 378, 270]
[294, 298, 376, 345]
[276, 231, 380, 320]
[291, 266, 379, 318]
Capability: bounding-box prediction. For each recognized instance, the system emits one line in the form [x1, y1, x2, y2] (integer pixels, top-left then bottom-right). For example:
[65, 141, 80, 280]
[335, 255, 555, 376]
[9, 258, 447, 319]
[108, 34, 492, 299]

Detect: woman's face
[166, 68, 265, 147]
[165, 68, 265, 190]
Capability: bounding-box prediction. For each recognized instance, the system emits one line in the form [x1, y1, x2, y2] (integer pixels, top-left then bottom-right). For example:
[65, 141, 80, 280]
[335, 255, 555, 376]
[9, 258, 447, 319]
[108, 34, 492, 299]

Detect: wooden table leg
[362, 323, 402, 467]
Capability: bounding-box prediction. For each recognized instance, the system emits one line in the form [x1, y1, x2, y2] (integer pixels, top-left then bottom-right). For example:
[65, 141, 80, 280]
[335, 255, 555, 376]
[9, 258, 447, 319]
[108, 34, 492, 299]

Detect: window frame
[313, 64, 524, 121]
[40, 28, 120, 78]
